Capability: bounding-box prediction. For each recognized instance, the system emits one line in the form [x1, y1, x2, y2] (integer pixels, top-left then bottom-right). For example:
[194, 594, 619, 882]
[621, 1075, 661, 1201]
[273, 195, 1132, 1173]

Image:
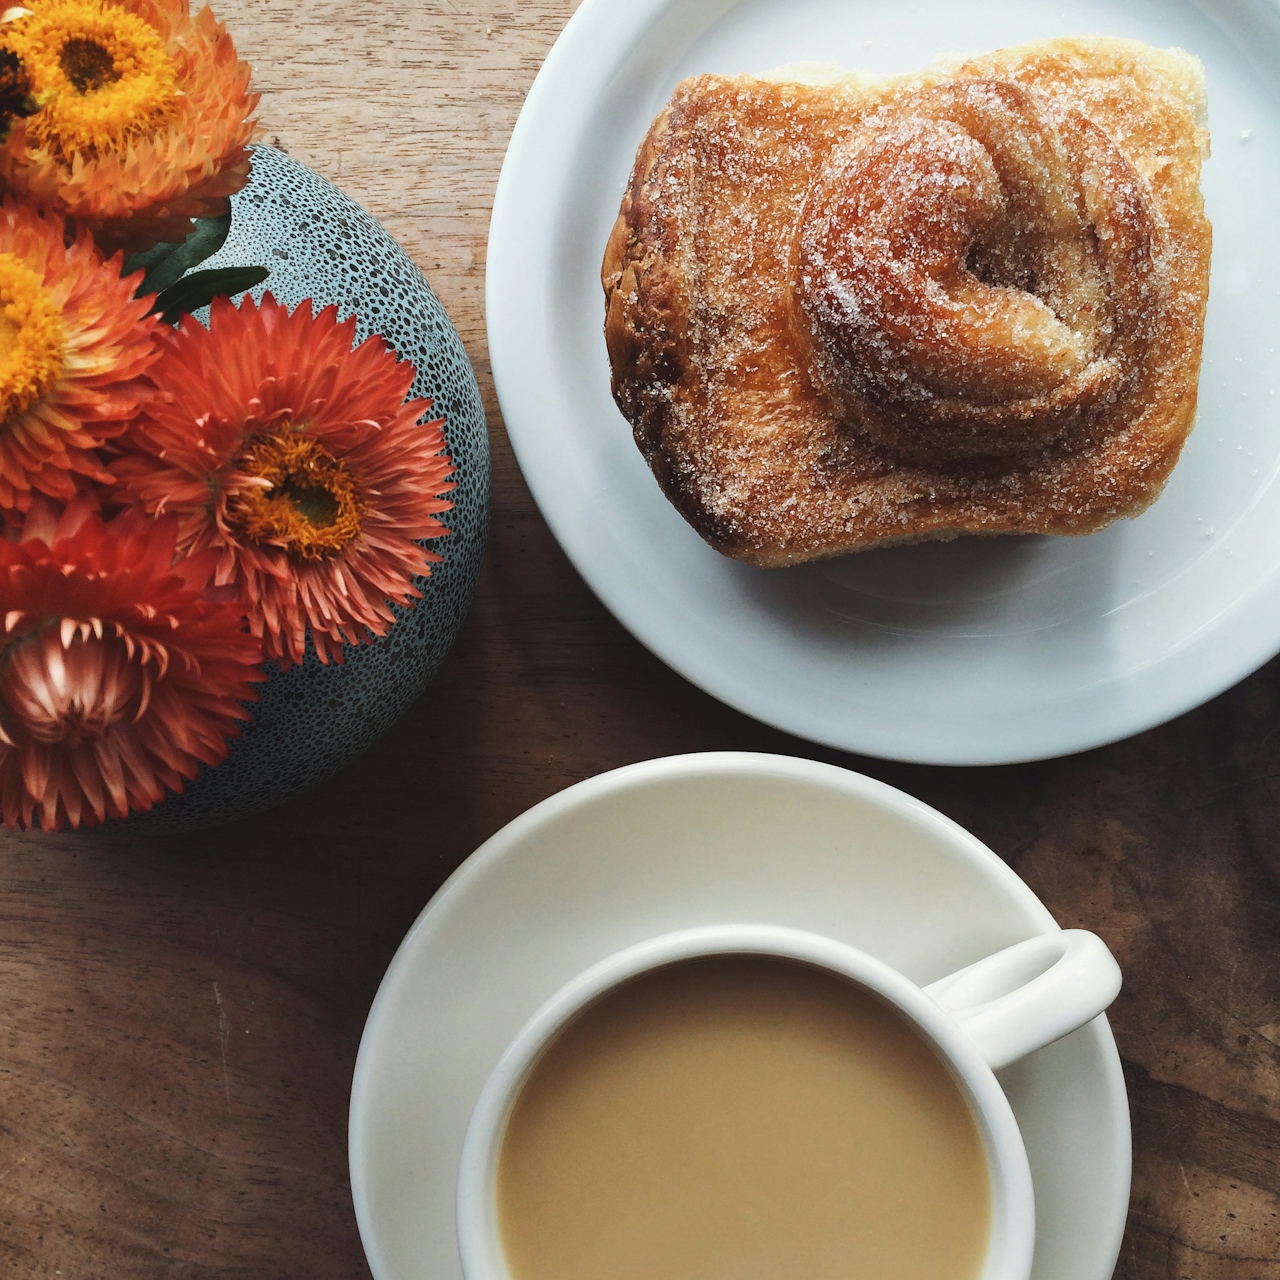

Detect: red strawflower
[0, 197, 160, 513]
[113, 293, 456, 667]
[0, 494, 264, 829]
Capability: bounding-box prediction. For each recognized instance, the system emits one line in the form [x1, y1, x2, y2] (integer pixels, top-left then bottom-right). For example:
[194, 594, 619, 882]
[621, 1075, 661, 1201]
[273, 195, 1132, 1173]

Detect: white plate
[487, 0, 1280, 765]
[349, 754, 1130, 1280]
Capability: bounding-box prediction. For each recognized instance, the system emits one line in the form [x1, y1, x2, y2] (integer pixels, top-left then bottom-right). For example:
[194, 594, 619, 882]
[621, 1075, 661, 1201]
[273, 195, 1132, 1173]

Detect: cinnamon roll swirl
[792, 79, 1159, 462]
[602, 39, 1211, 565]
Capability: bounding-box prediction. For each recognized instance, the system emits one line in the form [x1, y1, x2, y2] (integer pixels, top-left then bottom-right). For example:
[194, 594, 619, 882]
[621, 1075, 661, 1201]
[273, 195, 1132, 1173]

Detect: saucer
[349, 754, 1130, 1280]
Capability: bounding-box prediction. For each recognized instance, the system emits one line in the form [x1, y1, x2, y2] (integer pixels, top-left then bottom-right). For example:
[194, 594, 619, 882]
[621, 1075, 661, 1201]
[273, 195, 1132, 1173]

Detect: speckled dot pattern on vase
[126, 145, 490, 832]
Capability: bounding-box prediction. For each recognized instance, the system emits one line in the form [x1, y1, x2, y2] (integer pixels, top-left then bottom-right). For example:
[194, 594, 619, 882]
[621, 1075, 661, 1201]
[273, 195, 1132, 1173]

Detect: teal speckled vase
[127, 146, 490, 831]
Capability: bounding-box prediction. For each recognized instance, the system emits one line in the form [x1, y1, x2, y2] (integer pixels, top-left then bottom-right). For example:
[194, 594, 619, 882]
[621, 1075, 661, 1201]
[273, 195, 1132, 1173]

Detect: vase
[123, 145, 490, 832]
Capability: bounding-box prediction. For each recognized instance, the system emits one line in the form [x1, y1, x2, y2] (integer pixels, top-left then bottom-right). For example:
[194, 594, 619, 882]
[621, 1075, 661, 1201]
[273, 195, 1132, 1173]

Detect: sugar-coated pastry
[601, 38, 1211, 566]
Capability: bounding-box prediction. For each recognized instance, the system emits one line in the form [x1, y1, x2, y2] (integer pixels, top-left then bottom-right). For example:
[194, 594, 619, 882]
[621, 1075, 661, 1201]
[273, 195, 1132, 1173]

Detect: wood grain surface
[2, 2, 1278, 1277]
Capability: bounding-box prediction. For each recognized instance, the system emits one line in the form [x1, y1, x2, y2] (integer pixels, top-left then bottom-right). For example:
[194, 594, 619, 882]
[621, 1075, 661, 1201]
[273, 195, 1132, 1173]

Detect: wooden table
[3, 3, 1278, 1276]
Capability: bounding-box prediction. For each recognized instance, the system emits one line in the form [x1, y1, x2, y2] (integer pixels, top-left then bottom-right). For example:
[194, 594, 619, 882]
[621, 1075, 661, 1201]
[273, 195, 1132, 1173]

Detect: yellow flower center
[229, 429, 365, 560]
[3, 0, 178, 161]
[0, 251, 64, 423]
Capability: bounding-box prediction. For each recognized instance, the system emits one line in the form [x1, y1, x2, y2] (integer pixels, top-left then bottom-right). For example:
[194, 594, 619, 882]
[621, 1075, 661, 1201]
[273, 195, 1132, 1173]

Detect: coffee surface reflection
[497, 955, 991, 1280]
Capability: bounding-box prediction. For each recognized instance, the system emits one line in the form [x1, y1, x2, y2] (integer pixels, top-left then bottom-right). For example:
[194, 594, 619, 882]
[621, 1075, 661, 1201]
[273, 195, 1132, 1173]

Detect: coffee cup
[456, 922, 1122, 1280]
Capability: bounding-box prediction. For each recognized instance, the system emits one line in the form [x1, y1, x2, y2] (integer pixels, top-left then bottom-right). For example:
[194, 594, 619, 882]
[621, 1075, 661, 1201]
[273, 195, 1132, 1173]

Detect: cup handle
[922, 930, 1122, 1071]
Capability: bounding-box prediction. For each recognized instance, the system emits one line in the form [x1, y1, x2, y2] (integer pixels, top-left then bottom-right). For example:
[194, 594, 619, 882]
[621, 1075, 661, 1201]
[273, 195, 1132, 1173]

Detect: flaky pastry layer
[602, 37, 1211, 565]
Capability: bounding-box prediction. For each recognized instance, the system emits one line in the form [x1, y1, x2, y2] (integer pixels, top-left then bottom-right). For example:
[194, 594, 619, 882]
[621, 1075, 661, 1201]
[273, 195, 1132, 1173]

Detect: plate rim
[485, 0, 1280, 765]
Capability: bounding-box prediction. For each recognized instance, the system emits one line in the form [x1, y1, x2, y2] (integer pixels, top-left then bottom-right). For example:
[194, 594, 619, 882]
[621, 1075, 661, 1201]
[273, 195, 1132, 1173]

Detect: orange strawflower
[0, 494, 264, 830]
[0, 198, 160, 513]
[113, 294, 456, 667]
[0, 0, 259, 251]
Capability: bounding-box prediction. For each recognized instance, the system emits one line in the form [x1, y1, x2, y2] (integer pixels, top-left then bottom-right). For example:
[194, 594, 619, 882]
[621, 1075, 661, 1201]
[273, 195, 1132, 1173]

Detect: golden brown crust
[601, 38, 1212, 566]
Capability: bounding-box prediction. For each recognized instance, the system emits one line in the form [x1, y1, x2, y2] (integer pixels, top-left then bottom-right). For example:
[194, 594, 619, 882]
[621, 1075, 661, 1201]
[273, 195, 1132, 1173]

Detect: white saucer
[349, 754, 1130, 1280]
[487, 0, 1280, 764]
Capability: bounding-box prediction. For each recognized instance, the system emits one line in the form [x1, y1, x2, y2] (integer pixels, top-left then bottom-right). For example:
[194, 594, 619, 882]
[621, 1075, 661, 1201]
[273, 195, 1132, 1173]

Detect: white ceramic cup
[456, 922, 1122, 1280]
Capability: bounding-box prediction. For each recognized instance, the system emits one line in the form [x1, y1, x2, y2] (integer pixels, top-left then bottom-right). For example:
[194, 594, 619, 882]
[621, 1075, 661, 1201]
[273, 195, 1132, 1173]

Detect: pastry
[601, 38, 1211, 566]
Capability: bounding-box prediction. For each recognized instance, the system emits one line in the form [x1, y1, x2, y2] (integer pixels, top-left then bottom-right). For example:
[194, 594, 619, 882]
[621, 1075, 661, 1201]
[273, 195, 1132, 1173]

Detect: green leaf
[123, 212, 234, 298]
[152, 265, 270, 323]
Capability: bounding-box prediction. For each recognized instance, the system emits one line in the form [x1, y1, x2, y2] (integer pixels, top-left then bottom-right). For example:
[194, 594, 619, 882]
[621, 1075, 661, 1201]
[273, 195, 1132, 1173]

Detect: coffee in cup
[499, 953, 990, 1280]
[457, 924, 1122, 1280]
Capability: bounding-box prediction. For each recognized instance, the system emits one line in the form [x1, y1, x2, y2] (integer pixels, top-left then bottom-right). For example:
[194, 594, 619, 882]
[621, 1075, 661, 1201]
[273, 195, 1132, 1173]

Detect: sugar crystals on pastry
[602, 38, 1212, 566]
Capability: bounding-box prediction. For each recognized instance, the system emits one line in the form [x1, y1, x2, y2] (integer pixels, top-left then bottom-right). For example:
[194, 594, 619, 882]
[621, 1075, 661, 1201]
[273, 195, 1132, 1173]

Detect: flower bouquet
[0, 0, 487, 831]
